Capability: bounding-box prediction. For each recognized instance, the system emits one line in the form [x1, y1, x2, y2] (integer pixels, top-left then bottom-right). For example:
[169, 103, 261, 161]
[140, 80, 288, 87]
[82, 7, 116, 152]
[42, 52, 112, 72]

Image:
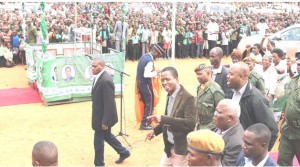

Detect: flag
[40, 2, 48, 53]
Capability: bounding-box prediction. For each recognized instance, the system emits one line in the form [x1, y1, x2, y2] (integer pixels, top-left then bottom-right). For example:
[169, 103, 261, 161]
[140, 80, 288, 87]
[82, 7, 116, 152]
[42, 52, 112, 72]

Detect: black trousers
[137, 81, 154, 127]
[208, 40, 217, 53]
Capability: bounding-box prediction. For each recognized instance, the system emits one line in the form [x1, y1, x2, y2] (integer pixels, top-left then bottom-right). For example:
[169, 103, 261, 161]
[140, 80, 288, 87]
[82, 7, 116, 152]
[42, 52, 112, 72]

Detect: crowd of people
[0, 2, 299, 67]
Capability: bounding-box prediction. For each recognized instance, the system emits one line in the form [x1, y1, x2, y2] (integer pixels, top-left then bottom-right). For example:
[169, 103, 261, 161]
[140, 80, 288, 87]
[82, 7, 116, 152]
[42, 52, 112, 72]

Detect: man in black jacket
[91, 58, 130, 166]
[227, 62, 278, 151]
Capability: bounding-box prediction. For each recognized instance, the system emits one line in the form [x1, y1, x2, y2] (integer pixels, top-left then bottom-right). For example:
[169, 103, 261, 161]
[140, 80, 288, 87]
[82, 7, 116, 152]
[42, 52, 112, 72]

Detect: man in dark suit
[214, 99, 244, 166]
[236, 123, 278, 167]
[145, 67, 197, 166]
[227, 62, 278, 151]
[209, 47, 233, 98]
[91, 58, 130, 166]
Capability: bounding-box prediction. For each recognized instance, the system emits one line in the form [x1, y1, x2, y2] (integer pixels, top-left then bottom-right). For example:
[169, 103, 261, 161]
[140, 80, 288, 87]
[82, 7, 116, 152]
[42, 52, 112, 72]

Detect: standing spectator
[149, 25, 158, 48]
[32, 141, 58, 166]
[195, 25, 204, 58]
[207, 16, 219, 54]
[194, 64, 224, 130]
[256, 18, 269, 36]
[278, 57, 300, 166]
[235, 18, 251, 44]
[131, 30, 140, 61]
[221, 26, 229, 57]
[61, 28, 71, 43]
[227, 62, 278, 151]
[10, 30, 20, 65]
[114, 16, 122, 51]
[230, 24, 238, 51]
[136, 44, 162, 130]
[162, 25, 172, 59]
[190, 28, 197, 58]
[91, 58, 130, 166]
[145, 67, 197, 166]
[214, 99, 244, 166]
[26, 18, 37, 44]
[157, 26, 164, 58]
[183, 26, 193, 59]
[98, 24, 110, 53]
[141, 25, 150, 55]
[175, 27, 184, 59]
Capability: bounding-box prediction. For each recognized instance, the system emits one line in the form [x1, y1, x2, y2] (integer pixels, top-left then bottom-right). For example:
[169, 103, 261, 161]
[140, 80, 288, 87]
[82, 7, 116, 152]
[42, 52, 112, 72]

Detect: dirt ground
[0, 57, 279, 166]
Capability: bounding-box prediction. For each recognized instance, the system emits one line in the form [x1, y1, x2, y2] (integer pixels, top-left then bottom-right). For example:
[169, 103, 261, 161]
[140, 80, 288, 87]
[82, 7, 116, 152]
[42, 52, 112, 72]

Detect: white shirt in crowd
[232, 81, 248, 103]
[150, 30, 159, 45]
[221, 31, 229, 45]
[256, 22, 269, 36]
[244, 153, 270, 167]
[162, 28, 172, 43]
[207, 21, 219, 41]
[272, 60, 289, 85]
[262, 66, 278, 95]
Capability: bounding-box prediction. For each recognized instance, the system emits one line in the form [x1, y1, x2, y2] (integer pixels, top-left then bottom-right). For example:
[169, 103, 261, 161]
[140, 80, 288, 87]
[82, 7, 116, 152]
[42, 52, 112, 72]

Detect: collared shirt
[215, 122, 239, 137]
[212, 65, 222, 81]
[93, 69, 105, 87]
[200, 80, 210, 92]
[232, 81, 248, 103]
[167, 84, 181, 144]
[144, 53, 157, 78]
[244, 153, 269, 167]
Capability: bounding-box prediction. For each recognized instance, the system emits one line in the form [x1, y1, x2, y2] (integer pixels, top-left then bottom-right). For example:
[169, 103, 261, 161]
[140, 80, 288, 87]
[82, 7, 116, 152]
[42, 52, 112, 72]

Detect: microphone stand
[105, 64, 131, 147]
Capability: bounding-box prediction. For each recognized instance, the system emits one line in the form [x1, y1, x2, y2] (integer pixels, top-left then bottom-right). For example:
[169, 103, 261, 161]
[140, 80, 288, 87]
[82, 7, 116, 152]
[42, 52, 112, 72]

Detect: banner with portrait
[35, 52, 125, 105]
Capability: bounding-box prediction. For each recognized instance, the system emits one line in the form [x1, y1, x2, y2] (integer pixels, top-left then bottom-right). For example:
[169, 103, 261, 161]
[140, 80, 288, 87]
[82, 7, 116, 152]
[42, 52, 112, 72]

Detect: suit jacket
[91, 71, 118, 131]
[153, 85, 197, 157]
[114, 20, 123, 40]
[214, 66, 233, 98]
[216, 123, 244, 166]
[236, 152, 278, 167]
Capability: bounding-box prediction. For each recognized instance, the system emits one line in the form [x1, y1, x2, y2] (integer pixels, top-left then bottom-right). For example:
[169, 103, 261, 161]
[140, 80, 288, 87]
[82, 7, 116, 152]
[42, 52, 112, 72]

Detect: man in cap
[236, 123, 278, 166]
[186, 129, 225, 166]
[136, 44, 163, 130]
[243, 57, 266, 94]
[194, 63, 224, 130]
[278, 54, 300, 166]
[227, 62, 278, 151]
[145, 67, 196, 166]
[214, 99, 244, 166]
[206, 16, 219, 54]
[26, 18, 37, 44]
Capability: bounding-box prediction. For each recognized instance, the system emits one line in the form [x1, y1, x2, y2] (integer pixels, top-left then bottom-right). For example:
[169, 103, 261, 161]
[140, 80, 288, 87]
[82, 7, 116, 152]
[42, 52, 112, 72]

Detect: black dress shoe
[115, 152, 130, 164]
[139, 125, 153, 130]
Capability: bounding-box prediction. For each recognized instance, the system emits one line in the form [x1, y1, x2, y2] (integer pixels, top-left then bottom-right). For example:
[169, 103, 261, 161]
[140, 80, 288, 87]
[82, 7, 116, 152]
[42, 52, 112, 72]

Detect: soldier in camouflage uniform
[278, 59, 300, 166]
[243, 57, 266, 94]
[194, 64, 224, 130]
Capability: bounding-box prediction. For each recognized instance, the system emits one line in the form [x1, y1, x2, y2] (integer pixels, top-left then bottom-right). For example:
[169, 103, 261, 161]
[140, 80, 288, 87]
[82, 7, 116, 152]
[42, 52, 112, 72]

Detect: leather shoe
[115, 152, 130, 164]
[139, 125, 153, 130]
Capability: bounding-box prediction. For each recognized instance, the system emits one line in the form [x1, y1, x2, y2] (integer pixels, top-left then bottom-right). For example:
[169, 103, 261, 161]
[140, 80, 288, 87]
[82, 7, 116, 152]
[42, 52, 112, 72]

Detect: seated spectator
[186, 129, 225, 166]
[214, 99, 244, 166]
[32, 141, 58, 166]
[236, 123, 278, 167]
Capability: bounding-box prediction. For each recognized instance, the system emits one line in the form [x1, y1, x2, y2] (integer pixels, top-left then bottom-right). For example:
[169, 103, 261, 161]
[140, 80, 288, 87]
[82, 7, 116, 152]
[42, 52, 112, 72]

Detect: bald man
[227, 62, 278, 151]
[32, 141, 58, 166]
[91, 58, 130, 166]
[214, 99, 244, 166]
[209, 47, 233, 98]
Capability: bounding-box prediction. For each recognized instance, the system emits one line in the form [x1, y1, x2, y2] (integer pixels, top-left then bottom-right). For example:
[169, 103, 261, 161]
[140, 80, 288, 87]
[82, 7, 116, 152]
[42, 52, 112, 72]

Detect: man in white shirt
[214, 99, 244, 166]
[236, 123, 278, 166]
[207, 16, 219, 53]
[256, 18, 269, 36]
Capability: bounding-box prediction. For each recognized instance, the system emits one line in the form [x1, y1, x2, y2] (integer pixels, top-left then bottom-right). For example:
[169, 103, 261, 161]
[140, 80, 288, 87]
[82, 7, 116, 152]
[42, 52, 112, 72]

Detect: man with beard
[227, 62, 278, 151]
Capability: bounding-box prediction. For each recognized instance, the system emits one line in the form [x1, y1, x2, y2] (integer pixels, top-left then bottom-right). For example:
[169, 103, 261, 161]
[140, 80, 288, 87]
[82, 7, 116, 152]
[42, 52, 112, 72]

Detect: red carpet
[0, 88, 43, 107]
[270, 152, 299, 166]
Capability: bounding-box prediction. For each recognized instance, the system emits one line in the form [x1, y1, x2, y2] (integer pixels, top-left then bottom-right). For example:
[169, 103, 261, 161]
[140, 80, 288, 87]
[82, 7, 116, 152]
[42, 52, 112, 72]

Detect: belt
[199, 115, 212, 124]
[286, 119, 300, 128]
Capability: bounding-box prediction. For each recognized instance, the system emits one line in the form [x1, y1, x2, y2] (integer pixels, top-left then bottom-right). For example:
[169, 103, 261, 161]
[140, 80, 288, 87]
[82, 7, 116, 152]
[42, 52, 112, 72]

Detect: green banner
[31, 52, 125, 105]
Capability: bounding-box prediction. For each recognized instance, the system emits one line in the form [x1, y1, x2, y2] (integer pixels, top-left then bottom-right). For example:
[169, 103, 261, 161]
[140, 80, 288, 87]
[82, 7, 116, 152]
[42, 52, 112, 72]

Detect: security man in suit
[194, 64, 224, 130]
[243, 57, 266, 94]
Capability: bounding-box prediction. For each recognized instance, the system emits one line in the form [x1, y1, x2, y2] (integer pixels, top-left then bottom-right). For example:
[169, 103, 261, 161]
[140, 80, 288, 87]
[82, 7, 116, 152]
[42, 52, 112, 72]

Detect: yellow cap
[187, 129, 225, 154]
